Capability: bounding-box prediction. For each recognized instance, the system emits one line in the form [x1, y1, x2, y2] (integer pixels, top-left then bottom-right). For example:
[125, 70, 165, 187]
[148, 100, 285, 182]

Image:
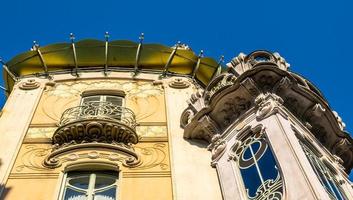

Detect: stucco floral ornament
[255, 93, 284, 120]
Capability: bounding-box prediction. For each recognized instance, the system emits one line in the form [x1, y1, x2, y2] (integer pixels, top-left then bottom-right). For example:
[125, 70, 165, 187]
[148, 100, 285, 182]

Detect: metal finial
[70, 33, 75, 42]
[31, 41, 39, 51]
[105, 32, 110, 41]
[219, 55, 224, 63]
[139, 33, 144, 42]
[199, 50, 204, 58]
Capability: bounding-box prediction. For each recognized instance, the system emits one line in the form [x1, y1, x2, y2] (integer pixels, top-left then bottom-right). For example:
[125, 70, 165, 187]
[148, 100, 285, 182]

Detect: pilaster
[0, 78, 46, 195]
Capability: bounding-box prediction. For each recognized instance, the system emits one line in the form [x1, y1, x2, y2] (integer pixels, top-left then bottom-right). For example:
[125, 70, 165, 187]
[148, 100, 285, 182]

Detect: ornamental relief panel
[12, 142, 169, 174]
[31, 80, 166, 125]
[26, 126, 167, 139]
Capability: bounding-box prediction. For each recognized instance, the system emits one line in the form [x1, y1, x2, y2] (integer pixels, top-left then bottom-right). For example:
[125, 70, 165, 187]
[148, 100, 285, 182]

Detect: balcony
[52, 101, 139, 148]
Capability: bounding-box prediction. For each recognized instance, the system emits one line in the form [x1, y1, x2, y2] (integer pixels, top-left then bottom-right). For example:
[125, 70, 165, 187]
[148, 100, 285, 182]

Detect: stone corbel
[311, 103, 326, 117]
[333, 111, 346, 131]
[240, 77, 260, 97]
[273, 76, 292, 93]
[255, 93, 284, 120]
[180, 109, 194, 128]
[208, 134, 227, 166]
[332, 138, 351, 156]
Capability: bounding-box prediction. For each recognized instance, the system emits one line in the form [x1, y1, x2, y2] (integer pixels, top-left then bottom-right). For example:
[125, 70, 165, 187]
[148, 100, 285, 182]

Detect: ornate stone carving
[332, 138, 351, 157]
[240, 77, 260, 97]
[221, 96, 251, 125]
[255, 93, 284, 120]
[333, 111, 346, 131]
[180, 109, 194, 128]
[206, 74, 236, 101]
[168, 78, 190, 89]
[16, 142, 168, 171]
[133, 143, 168, 170]
[44, 142, 140, 169]
[19, 79, 40, 90]
[53, 119, 138, 148]
[227, 51, 289, 76]
[181, 50, 353, 172]
[208, 134, 227, 161]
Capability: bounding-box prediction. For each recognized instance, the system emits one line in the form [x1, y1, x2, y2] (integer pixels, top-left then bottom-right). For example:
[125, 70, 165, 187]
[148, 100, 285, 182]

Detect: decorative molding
[168, 77, 190, 89]
[220, 96, 251, 126]
[19, 79, 40, 90]
[15, 142, 168, 172]
[255, 93, 284, 120]
[52, 119, 138, 148]
[208, 134, 227, 166]
[333, 111, 346, 131]
[44, 143, 140, 169]
[228, 50, 289, 76]
[136, 126, 167, 138]
[133, 143, 168, 170]
[26, 127, 56, 139]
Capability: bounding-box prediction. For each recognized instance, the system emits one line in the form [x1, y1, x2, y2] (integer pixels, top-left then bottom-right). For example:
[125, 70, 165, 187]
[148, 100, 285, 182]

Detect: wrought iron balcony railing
[59, 101, 137, 129]
[52, 101, 139, 147]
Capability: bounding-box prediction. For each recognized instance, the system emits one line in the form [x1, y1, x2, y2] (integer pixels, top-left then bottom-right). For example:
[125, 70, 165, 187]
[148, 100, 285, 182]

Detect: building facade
[0, 38, 352, 200]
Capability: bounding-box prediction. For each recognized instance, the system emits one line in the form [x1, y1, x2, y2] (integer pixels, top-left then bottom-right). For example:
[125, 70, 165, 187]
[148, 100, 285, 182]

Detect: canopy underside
[4, 39, 226, 91]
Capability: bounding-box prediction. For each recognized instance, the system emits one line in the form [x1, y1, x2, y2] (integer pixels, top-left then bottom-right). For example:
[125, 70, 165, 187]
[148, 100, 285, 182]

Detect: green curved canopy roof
[4, 39, 225, 91]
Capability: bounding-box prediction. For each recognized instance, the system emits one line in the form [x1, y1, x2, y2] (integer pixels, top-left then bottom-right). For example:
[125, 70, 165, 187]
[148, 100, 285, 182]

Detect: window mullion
[87, 173, 97, 200]
[249, 143, 265, 189]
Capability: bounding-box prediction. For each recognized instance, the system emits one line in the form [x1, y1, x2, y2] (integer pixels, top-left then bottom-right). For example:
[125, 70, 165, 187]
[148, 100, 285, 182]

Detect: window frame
[55, 162, 122, 200]
[231, 126, 285, 200]
[292, 126, 348, 200]
[60, 170, 119, 200]
[299, 140, 347, 200]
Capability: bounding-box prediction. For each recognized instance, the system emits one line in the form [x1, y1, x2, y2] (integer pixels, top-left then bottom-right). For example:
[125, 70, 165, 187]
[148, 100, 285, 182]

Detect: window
[80, 93, 124, 121]
[300, 141, 346, 200]
[61, 171, 118, 200]
[81, 95, 124, 107]
[233, 131, 283, 200]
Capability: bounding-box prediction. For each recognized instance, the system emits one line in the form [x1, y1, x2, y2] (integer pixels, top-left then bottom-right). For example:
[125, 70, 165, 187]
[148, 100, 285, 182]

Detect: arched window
[300, 141, 346, 200]
[60, 171, 118, 200]
[233, 131, 283, 200]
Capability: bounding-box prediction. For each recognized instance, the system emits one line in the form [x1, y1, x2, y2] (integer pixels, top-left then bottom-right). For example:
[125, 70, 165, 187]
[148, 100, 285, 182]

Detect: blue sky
[0, 0, 352, 178]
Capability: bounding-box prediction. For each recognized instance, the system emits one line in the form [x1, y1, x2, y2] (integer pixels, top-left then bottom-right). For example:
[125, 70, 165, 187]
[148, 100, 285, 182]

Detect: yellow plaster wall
[121, 177, 172, 200]
[4, 178, 58, 200]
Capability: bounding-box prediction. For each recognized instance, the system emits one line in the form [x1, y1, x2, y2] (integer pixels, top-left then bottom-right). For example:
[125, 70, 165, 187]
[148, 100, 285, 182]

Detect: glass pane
[236, 134, 283, 200]
[257, 143, 278, 181]
[105, 96, 123, 106]
[239, 162, 262, 198]
[95, 175, 116, 189]
[94, 187, 116, 200]
[82, 96, 101, 105]
[68, 176, 90, 189]
[63, 187, 86, 200]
